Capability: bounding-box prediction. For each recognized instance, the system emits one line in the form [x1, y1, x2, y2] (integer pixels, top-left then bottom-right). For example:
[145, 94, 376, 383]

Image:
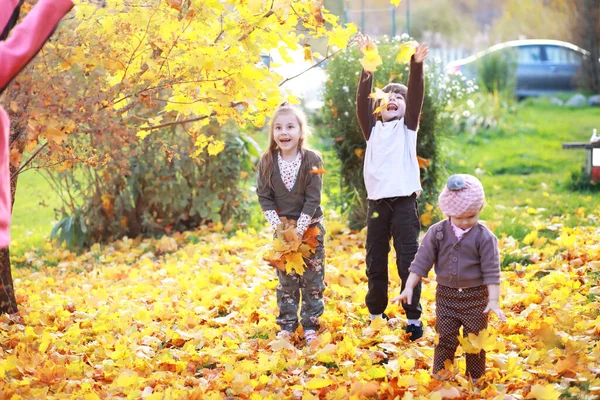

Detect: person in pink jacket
[0, 0, 73, 249]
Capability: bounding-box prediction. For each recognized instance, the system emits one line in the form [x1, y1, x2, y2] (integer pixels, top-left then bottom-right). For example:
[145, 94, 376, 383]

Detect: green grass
[10, 170, 61, 256]
[445, 102, 600, 240]
[9, 101, 600, 257]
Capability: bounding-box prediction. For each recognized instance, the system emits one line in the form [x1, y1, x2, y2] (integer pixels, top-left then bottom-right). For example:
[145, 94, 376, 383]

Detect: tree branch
[11, 142, 48, 179]
[137, 113, 214, 131]
[279, 47, 344, 87]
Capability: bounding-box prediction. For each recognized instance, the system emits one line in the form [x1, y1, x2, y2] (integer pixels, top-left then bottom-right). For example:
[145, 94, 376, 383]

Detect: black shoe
[405, 324, 423, 341]
[381, 313, 390, 321]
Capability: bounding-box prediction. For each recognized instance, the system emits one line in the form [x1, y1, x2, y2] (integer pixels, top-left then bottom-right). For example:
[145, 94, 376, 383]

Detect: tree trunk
[0, 115, 26, 315]
[0, 163, 20, 314]
[577, 0, 600, 93]
[584, 0, 600, 93]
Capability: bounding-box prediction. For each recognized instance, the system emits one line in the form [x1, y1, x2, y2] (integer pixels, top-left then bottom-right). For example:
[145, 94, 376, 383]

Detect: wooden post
[562, 141, 600, 181]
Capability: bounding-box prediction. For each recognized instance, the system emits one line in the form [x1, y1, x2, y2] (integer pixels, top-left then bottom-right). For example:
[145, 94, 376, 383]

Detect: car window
[544, 46, 583, 64]
[517, 46, 542, 63]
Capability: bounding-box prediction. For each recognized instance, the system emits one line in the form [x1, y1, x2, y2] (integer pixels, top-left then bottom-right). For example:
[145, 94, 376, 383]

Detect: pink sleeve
[0, 0, 74, 92]
[0, 0, 22, 39]
[0, 0, 73, 248]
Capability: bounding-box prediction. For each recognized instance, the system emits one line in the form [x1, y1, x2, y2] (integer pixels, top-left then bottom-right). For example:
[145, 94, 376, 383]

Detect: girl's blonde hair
[259, 102, 314, 191]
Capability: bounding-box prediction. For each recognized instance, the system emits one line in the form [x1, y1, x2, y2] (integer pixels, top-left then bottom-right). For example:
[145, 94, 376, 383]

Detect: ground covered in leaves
[2, 209, 600, 399]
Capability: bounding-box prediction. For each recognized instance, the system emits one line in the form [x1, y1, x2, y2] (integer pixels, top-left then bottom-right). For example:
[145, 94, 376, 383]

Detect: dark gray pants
[365, 195, 422, 319]
[276, 224, 325, 332]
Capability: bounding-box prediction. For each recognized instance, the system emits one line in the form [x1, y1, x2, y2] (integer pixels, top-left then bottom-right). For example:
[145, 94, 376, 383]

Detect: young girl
[0, 0, 74, 249]
[256, 102, 325, 345]
[392, 174, 506, 381]
[355, 33, 428, 340]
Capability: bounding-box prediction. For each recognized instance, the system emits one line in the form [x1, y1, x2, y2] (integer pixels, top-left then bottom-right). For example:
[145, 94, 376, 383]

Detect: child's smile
[381, 94, 406, 121]
[273, 112, 302, 159]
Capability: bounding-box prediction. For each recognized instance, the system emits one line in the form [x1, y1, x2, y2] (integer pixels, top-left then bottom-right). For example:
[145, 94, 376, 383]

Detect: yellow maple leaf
[285, 252, 305, 275]
[45, 124, 69, 145]
[304, 46, 313, 62]
[360, 46, 383, 72]
[298, 244, 315, 258]
[369, 88, 390, 104]
[395, 41, 418, 64]
[306, 377, 335, 389]
[457, 328, 498, 354]
[272, 237, 289, 252]
[390, 0, 402, 6]
[363, 366, 386, 379]
[525, 384, 561, 400]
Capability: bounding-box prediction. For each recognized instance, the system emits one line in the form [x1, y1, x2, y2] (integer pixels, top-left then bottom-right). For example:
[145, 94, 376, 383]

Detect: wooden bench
[562, 141, 600, 182]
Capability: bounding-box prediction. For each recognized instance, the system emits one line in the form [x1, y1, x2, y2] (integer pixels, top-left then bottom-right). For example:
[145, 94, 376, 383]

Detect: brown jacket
[256, 150, 323, 221]
[409, 219, 501, 288]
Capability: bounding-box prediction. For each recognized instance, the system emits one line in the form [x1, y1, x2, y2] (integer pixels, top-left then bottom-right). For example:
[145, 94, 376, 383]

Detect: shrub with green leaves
[49, 124, 258, 248]
[320, 36, 472, 229]
[475, 49, 517, 95]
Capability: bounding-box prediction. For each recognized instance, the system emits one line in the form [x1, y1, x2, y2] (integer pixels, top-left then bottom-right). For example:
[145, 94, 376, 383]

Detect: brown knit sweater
[256, 149, 323, 221]
[409, 219, 501, 288]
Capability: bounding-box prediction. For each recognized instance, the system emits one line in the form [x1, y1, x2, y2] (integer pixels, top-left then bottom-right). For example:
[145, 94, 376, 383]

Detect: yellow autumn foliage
[2, 208, 600, 398]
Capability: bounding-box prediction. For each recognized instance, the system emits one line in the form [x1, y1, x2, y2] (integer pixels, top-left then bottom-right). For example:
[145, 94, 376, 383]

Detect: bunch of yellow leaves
[263, 217, 321, 275]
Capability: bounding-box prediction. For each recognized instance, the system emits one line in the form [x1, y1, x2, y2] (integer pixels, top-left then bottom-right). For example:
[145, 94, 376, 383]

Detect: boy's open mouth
[387, 104, 398, 111]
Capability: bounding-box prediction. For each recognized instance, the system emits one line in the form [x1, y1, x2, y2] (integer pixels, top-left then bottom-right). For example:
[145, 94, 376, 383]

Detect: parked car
[446, 39, 590, 98]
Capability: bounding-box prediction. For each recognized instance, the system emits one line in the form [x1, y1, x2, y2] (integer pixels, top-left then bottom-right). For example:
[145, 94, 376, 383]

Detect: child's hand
[356, 32, 374, 56]
[413, 43, 429, 63]
[391, 288, 413, 305]
[484, 300, 506, 321]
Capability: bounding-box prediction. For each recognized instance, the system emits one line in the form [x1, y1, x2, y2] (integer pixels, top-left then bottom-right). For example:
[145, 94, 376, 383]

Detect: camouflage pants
[276, 223, 326, 333]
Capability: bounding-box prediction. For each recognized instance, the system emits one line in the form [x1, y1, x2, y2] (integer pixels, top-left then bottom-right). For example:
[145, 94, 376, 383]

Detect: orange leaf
[165, 0, 182, 11]
[417, 156, 430, 169]
[311, 166, 327, 175]
[9, 148, 22, 168]
[303, 226, 321, 248]
[309, 0, 325, 27]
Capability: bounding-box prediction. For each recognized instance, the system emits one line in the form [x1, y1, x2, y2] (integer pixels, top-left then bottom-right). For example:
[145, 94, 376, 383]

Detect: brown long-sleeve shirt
[355, 57, 425, 141]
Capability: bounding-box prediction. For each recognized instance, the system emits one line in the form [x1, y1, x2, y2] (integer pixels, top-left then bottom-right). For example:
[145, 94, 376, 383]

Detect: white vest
[363, 119, 422, 200]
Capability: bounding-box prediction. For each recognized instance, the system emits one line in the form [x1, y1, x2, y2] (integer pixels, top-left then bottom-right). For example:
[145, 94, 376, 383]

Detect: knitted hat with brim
[438, 174, 485, 218]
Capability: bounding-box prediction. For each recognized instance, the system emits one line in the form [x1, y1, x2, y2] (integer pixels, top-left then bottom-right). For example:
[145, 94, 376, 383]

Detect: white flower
[342, 86, 349, 93]
[344, 111, 349, 117]
[462, 110, 471, 117]
[467, 100, 475, 108]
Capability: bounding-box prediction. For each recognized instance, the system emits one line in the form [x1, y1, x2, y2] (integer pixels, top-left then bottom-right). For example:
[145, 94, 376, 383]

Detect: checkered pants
[434, 284, 489, 379]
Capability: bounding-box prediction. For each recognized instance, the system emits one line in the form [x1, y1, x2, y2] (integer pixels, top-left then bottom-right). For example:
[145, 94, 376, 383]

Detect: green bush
[49, 124, 258, 248]
[475, 49, 517, 95]
[320, 37, 471, 229]
[567, 169, 600, 192]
